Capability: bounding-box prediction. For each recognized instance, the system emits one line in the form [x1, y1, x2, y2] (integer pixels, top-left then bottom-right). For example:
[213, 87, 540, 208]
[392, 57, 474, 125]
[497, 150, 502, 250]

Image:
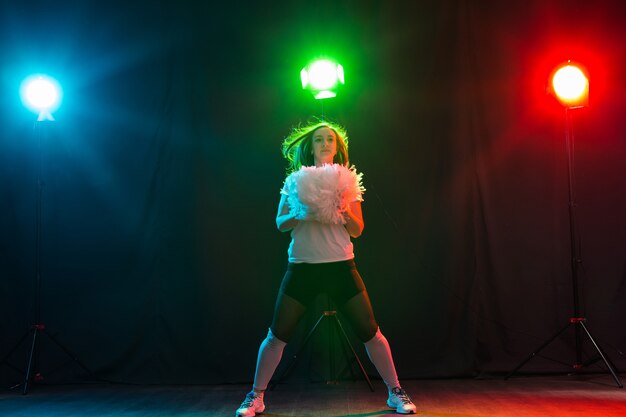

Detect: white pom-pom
[283, 164, 365, 224]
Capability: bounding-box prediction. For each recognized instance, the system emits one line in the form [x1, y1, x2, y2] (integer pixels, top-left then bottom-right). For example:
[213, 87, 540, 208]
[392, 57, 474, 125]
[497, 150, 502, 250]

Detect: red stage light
[551, 63, 589, 108]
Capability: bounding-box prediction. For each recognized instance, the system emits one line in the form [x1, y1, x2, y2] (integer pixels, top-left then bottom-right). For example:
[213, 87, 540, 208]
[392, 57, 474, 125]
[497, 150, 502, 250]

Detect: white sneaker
[235, 391, 265, 417]
[387, 387, 417, 414]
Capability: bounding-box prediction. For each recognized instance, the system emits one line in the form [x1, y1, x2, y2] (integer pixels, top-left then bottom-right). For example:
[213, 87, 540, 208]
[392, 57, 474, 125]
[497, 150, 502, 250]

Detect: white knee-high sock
[252, 329, 287, 392]
[364, 327, 400, 391]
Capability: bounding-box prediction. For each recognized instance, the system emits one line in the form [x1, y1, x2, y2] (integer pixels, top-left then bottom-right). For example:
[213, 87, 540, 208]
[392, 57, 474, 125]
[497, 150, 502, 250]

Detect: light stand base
[2, 323, 97, 394]
[269, 311, 375, 392]
[505, 318, 623, 388]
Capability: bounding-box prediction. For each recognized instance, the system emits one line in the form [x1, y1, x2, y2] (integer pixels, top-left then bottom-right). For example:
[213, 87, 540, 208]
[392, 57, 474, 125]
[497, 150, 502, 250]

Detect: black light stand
[506, 107, 623, 388]
[1, 119, 95, 394]
[269, 306, 375, 392]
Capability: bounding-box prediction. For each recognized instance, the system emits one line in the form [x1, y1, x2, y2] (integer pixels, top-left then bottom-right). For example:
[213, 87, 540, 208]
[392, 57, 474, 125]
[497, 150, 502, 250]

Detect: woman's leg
[252, 291, 307, 392]
[340, 291, 400, 389]
[237, 292, 307, 417]
[340, 290, 416, 413]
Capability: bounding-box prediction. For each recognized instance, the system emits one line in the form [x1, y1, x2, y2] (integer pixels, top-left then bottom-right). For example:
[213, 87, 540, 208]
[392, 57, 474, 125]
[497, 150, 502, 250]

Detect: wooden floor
[1, 374, 625, 417]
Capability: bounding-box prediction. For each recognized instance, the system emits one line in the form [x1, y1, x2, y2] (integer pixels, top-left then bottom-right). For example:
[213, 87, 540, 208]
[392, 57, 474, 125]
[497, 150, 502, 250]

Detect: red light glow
[551, 64, 589, 107]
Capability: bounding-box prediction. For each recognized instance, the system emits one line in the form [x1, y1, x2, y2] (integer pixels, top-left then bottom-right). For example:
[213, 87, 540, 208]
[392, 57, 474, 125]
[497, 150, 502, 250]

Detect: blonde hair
[281, 120, 349, 174]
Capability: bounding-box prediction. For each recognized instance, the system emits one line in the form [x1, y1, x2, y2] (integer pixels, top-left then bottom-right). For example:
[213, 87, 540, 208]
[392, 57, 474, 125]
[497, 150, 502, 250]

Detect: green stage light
[301, 59, 345, 100]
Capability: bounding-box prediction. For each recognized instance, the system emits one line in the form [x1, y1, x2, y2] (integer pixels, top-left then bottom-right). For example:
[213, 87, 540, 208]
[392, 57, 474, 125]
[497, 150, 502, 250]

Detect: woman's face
[311, 127, 337, 166]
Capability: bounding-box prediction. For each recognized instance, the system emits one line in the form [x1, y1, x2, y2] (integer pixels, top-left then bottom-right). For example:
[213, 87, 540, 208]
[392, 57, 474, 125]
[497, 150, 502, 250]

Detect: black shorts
[279, 259, 366, 309]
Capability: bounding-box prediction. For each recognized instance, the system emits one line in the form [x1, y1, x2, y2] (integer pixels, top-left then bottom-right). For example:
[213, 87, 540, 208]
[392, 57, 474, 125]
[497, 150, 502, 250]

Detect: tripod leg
[328, 316, 356, 382]
[335, 326, 359, 382]
[269, 314, 326, 391]
[333, 315, 375, 392]
[43, 329, 97, 380]
[23, 327, 40, 395]
[505, 322, 571, 380]
[578, 321, 623, 388]
[0, 331, 29, 373]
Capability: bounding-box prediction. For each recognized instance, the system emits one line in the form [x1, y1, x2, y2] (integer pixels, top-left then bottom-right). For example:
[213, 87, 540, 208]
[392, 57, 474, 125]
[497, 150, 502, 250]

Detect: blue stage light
[20, 74, 62, 121]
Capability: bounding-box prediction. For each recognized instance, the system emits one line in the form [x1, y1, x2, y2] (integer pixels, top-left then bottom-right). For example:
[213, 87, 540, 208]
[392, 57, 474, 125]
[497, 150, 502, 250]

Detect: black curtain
[1, 0, 625, 386]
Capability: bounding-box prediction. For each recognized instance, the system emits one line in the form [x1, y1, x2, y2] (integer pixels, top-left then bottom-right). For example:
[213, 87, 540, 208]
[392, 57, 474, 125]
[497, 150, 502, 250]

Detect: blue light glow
[20, 74, 62, 120]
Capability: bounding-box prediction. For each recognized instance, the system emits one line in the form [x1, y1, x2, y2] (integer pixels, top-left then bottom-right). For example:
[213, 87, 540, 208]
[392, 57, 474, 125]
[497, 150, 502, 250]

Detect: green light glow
[314, 90, 336, 99]
[301, 58, 345, 100]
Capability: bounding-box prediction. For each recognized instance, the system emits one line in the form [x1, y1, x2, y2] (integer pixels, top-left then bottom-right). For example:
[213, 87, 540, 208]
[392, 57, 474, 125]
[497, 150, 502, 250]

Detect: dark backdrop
[1, 0, 625, 386]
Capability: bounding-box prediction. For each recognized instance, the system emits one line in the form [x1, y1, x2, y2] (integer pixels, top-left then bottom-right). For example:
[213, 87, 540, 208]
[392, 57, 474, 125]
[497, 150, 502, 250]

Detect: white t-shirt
[281, 178, 355, 263]
[287, 220, 354, 263]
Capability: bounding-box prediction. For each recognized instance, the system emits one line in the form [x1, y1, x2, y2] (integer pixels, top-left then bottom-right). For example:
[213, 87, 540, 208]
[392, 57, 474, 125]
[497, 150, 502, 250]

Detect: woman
[235, 121, 416, 416]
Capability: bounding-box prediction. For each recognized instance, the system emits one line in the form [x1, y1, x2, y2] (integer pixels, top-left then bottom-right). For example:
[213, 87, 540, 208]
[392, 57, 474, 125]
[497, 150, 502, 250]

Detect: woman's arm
[343, 200, 364, 238]
[276, 193, 299, 232]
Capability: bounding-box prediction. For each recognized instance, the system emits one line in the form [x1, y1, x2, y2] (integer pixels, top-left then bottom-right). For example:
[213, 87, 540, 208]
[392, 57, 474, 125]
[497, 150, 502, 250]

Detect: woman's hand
[343, 201, 364, 238]
[276, 194, 300, 232]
